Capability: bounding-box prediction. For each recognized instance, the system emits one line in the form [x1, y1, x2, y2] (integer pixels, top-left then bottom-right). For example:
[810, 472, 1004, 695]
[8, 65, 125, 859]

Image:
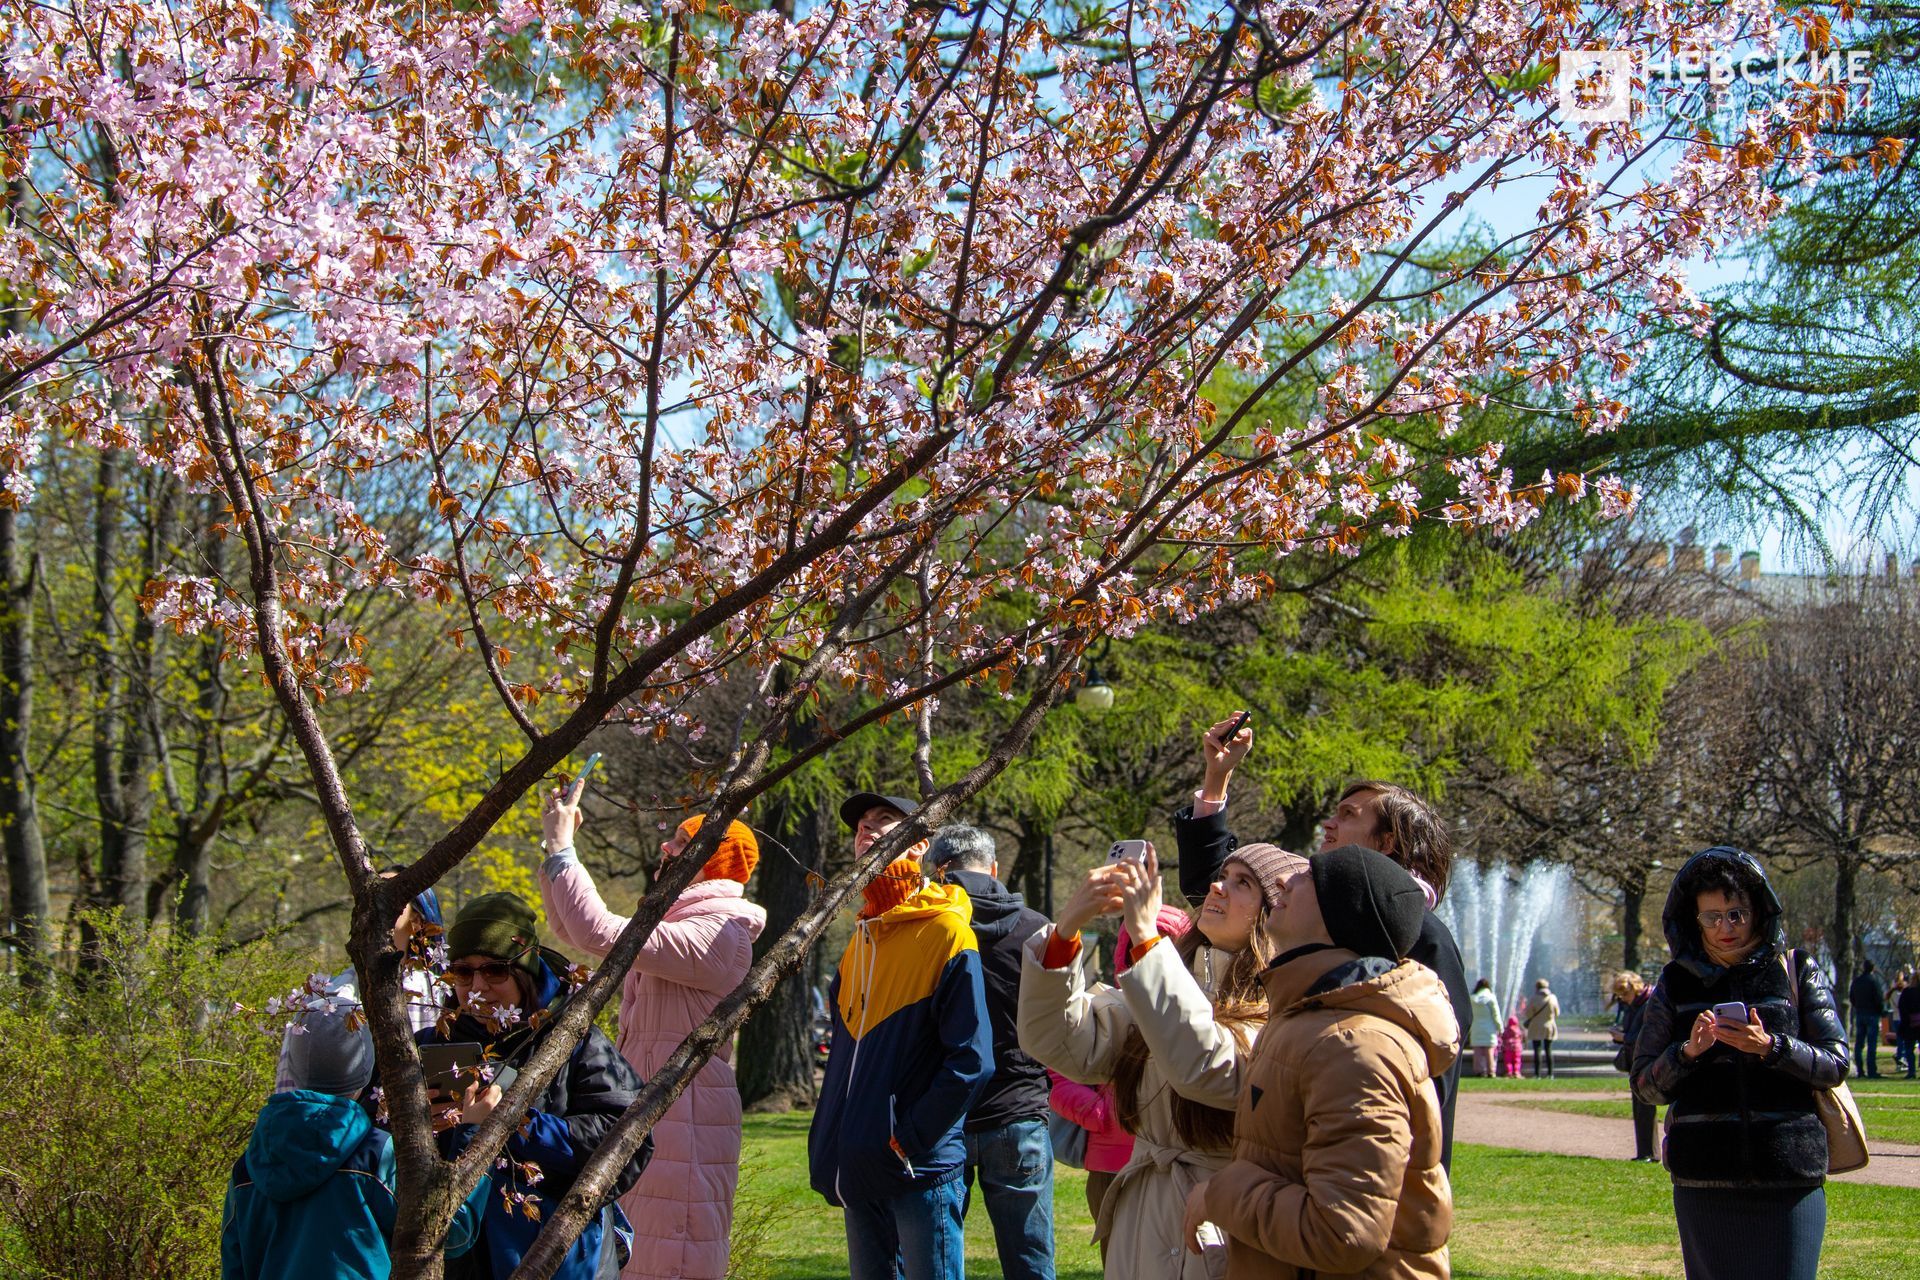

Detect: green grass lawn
[1460, 1074, 1636, 1093]
[731, 1113, 1103, 1280]
[738, 1114, 1920, 1280]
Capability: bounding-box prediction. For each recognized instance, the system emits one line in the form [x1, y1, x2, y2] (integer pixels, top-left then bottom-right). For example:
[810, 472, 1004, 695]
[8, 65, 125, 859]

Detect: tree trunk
[1832, 850, 1857, 1025]
[735, 700, 826, 1112]
[1620, 867, 1646, 973]
[1007, 815, 1048, 907]
[0, 507, 48, 978]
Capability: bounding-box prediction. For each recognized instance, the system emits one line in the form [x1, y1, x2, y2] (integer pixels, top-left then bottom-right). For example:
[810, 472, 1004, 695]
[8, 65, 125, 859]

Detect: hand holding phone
[1107, 839, 1150, 867]
[1711, 1001, 1749, 1024]
[1201, 711, 1253, 787]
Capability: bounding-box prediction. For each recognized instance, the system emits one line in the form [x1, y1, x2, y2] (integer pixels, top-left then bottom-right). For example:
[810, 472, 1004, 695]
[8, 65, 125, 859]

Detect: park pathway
[1456, 1089, 1920, 1189]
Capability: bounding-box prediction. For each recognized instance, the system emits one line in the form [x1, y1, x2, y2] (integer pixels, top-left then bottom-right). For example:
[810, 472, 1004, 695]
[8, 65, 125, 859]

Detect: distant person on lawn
[808, 791, 995, 1280]
[1181, 845, 1458, 1279]
[1847, 959, 1885, 1079]
[1468, 979, 1499, 1077]
[1170, 715, 1470, 1169]
[1896, 969, 1920, 1078]
[1609, 970, 1657, 1162]
[1523, 978, 1559, 1078]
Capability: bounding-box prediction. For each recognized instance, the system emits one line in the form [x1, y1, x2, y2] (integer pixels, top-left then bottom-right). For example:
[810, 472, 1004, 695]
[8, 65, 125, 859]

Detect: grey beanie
[283, 996, 375, 1097]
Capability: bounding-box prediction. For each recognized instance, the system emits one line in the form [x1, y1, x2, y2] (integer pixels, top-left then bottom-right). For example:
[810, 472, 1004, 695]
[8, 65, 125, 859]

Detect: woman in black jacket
[1631, 847, 1848, 1280]
[422, 892, 653, 1280]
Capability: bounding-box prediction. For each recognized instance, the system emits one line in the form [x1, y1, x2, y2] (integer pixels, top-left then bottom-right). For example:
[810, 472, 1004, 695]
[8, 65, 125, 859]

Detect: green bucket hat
[445, 892, 543, 981]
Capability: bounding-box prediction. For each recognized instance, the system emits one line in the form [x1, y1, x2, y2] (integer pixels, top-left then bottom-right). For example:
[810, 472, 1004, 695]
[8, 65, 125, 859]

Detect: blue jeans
[843, 1175, 967, 1280]
[1853, 1013, 1880, 1076]
[962, 1117, 1056, 1280]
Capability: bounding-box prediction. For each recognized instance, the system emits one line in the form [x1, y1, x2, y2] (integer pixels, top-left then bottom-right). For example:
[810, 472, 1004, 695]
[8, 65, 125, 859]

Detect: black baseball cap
[839, 792, 920, 831]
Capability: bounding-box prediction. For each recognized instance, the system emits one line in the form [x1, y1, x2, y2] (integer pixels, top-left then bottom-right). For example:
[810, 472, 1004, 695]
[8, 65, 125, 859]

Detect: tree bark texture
[736, 787, 825, 1112]
[0, 506, 48, 975]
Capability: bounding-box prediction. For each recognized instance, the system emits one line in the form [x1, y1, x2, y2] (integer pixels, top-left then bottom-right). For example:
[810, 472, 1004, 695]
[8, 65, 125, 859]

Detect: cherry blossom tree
[1, 0, 1848, 1272]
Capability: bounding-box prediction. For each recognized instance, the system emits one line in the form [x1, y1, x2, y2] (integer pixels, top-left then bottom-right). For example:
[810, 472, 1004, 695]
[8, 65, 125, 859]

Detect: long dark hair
[1111, 918, 1272, 1151]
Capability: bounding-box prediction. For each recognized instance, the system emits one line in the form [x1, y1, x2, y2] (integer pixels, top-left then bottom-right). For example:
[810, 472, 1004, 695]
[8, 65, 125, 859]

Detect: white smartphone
[1107, 839, 1150, 866]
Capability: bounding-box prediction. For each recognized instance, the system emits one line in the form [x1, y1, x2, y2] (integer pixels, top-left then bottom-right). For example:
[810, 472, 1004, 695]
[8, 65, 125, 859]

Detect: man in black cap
[840, 790, 923, 862]
[1182, 845, 1460, 1279]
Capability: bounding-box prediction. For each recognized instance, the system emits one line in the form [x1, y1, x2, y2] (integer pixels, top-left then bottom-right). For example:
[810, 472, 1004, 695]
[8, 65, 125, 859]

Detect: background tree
[0, 0, 1839, 1273]
[1730, 575, 1920, 1018]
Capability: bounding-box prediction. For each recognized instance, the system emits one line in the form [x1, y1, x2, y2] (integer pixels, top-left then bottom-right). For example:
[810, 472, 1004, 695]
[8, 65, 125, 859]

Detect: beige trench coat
[1018, 926, 1262, 1280]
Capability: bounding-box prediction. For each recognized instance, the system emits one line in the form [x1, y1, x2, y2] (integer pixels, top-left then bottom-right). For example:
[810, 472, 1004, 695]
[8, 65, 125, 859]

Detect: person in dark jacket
[423, 892, 654, 1280]
[224, 997, 490, 1279]
[927, 824, 1055, 1280]
[1631, 847, 1849, 1280]
[1609, 970, 1657, 1161]
[1171, 714, 1471, 1170]
[1896, 970, 1920, 1079]
[809, 795, 994, 1280]
[1846, 960, 1885, 1079]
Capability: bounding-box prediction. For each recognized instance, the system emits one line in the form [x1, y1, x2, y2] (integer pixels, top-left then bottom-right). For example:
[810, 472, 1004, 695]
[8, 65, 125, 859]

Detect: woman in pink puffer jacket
[540, 798, 767, 1280]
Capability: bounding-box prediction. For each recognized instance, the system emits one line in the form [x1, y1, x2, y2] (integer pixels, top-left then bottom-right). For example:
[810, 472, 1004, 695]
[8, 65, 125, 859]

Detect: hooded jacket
[422, 951, 654, 1280]
[1630, 846, 1849, 1189]
[542, 864, 768, 1280]
[1202, 949, 1459, 1280]
[1171, 805, 1469, 1171]
[941, 868, 1051, 1131]
[808, 879, 994, 1205]
[221, 1091, 488, 1280]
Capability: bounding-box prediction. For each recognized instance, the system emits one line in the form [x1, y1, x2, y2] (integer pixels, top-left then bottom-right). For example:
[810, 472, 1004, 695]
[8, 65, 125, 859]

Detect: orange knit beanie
[859, 843, 928, 919]
[677, 814, 760, 885]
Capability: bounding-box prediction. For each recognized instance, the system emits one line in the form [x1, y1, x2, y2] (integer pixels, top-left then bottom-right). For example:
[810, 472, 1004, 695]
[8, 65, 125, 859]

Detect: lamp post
[1075, 638, 1115, 712]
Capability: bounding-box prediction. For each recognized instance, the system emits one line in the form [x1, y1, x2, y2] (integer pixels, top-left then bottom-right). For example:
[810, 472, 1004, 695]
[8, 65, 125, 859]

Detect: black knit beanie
[1310, 845, 1425, 960]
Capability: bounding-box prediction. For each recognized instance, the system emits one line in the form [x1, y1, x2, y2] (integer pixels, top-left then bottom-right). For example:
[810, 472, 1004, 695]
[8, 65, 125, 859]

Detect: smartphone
[420, 1041, 484, 1095]
[1215, 710, 1251, 744]
[1107, 839, 1150, 866]
[569, 752, 602, 800]
[1711, 1001, 1749, 1023]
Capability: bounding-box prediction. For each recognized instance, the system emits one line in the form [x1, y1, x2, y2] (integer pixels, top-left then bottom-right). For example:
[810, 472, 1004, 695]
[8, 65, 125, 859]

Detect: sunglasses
[1696, 909, 1752, 929]
[446, 960, 518, 984]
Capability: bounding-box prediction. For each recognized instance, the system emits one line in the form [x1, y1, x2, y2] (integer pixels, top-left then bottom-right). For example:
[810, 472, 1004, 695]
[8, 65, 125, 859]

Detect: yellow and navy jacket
[808, 881, 994, 1205]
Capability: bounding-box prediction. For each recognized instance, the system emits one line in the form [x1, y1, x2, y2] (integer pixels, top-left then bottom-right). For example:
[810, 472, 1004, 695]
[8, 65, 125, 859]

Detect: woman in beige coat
[1018, 842, 1304, 1279]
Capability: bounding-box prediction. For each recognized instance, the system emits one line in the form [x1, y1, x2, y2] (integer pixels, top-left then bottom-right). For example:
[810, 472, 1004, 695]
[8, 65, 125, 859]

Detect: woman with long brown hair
[1018, 842, 1302, 1279]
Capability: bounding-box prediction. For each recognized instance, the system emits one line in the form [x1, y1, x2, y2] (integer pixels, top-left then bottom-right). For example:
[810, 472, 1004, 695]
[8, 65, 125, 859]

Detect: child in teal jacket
[222, 997, 489, 1279]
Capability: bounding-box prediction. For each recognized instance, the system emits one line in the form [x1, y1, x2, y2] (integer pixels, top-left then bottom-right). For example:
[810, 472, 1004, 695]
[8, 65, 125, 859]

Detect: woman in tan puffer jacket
[1018, 842, 1304, 1280]
[1191, 844, 1459, 1280]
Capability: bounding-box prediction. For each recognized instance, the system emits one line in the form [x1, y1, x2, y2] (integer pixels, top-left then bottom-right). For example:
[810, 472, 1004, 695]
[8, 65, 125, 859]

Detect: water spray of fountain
[1437, 858, 1571, 1019]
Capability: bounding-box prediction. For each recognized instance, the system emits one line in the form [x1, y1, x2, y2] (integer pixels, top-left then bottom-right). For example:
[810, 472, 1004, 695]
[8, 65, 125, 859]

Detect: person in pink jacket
[539, 787, 768, 1280]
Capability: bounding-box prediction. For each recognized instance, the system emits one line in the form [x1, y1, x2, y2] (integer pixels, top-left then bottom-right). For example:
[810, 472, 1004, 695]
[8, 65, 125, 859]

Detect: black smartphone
[1215, 710, 1251, 744]
[420, 1041, 484, 1095]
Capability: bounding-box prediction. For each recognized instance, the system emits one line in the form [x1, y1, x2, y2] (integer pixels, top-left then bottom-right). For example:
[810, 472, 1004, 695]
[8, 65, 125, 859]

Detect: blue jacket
[808, 881, 993, 1205]
[422, 951, 650, 1280]
[221, 1091, 487, 1280]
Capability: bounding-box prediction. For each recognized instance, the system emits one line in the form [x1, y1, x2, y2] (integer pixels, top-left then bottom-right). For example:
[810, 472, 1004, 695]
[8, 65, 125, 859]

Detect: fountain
[1436, 858, 1571, 1020]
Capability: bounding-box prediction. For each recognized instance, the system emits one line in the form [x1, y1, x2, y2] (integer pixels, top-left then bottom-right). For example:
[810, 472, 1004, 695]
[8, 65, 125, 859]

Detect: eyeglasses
[1696, 909, 1752, 929]
[446, 961, 516, 984]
